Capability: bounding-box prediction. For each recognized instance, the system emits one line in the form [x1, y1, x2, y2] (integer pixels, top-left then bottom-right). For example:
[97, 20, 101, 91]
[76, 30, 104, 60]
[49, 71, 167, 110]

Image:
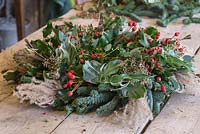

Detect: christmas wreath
[4, 16, 193, 116]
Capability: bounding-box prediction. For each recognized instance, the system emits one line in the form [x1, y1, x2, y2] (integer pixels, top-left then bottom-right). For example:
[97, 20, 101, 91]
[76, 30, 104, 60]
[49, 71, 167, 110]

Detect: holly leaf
[3, 71, 20, 81]
[60, 42, 77, 65]
[145, 26, 158, 39]
[43, 22, 53, 38]
[139, 30, 149, 48]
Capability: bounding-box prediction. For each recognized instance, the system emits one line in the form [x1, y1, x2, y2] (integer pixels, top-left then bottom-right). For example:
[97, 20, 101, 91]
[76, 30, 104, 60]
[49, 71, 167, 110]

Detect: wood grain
[144, 94, 200, 134]
[0, 96, 66, 134]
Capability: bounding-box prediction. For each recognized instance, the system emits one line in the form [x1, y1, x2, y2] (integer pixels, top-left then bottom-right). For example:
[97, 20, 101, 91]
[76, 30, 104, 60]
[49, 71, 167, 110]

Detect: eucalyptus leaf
[183, 55, 194, 62]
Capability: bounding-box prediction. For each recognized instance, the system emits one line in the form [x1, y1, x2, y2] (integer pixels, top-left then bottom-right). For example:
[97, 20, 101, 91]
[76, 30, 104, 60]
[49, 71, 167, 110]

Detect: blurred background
[0, 0, 87, 51]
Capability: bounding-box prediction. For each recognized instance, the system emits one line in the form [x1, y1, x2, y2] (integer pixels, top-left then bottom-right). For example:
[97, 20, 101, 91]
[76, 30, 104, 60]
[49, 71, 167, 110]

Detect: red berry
[97, 53, 102, 58]
[166, 38, 171, 43]
[174, 32, 180, 36]
[133, 21, 137, 26]
[157, 48, 162, 54]
[79, 49, 84, 55]
[156, 62, 161, 68]
[67, 90, 73, 97]
[78, 32, 84, 37]
[161, 85, 166, 93]
[95, 32, 101, 37]
[155, 57, 159, 61]
[63, 83, 68, 88]
[149, 51, 154, 56]
[178, 48, 184, 52]
[150, 58, 155, 63]
[132, 27, 137, 32]
[128, 21, 133, 26]
[125, 37, 132, 42]
[69, 69, 74, 74]
[148, 39, 153, 44]
[144, 49, 149, 53]
[80, 59, 85, 64]
[66, 72, 75, 80]
[156, 76, 162, 82]
[160, 38, 165, 45]
[91, 53, 97, 58]
[156, 32, 160, 39]
[145, 64, 150, 69]
[67, 80, 74, 87]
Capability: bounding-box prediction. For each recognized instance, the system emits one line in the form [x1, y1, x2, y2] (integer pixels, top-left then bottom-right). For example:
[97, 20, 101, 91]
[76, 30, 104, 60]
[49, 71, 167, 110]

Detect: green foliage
[83, 60, 101, 84]
[72, 91, 115, 114]
[96, 0, 200, 26]
[127, 82, 146, 99]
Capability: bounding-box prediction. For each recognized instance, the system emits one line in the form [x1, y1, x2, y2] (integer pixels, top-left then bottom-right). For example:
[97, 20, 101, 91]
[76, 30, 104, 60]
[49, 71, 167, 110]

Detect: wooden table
[1, 10, 200, 134]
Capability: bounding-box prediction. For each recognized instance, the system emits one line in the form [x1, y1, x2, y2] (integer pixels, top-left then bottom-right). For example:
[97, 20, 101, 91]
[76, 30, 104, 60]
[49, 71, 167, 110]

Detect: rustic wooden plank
[52, 113, 133, 134]
[0, 96, 66, 134]
[144, 93, 200, 134]
[52, 97, 153, 134]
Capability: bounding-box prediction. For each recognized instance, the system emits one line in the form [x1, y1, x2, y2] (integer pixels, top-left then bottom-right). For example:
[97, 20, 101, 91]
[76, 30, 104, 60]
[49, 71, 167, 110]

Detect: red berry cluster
[128, 21, 137, 32]
[63, 70, 75, 89]
[147, 47, 162, 56]
[91, 53, 102, 59]
[70, 36, 77, 41]
[78, 32, 84, 37]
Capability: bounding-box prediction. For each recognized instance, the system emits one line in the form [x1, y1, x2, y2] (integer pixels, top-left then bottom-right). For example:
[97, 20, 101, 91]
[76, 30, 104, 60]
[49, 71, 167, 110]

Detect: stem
[103, 47, 119, 58]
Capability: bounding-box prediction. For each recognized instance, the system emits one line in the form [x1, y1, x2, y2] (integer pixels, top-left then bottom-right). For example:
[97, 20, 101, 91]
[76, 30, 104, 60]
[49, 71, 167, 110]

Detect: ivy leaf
[110, 74, 124, 86]
[83, 60, 101, 84]
[100, 60, 121, 76]
[127, 83, 146, 99]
